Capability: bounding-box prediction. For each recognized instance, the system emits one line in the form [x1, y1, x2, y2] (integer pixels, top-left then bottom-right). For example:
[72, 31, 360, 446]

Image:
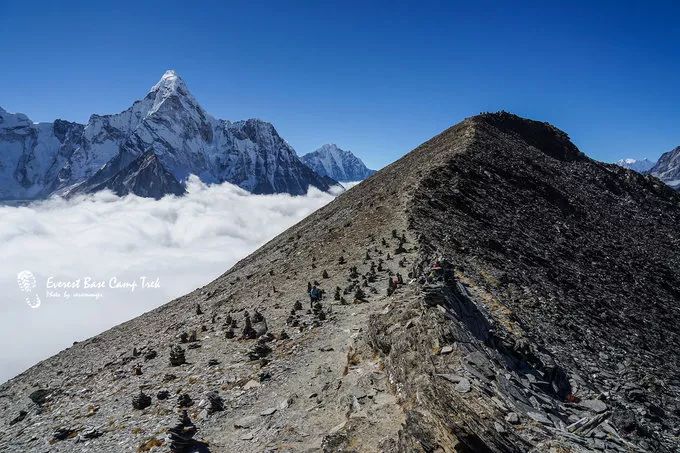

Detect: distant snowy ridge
[614, 158, 655, 173]
[649, 146, 680, 189]
[0, 70, 337, 200]
[301, 144, 376, 182]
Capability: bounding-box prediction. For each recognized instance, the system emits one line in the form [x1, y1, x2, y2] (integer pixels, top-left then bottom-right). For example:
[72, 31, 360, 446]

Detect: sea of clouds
[0, 177, 348, 382]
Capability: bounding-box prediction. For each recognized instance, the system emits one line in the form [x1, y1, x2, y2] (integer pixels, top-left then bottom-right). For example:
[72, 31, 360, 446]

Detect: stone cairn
[177, 393, 193, 408]
[168, 410, 208, 453]
[349, 266, 359, 279]
[157, 389, 170, 400]
[207, 391, 224, 414]
[253, 309, 264, 323]
[313, 302, 326, 321]
[169, 345, 186, 366]
[247, 340, 272, 361]
[132, 391, 152, 410]
[242, 311, 257, 339]
[395, 239, 407, 254]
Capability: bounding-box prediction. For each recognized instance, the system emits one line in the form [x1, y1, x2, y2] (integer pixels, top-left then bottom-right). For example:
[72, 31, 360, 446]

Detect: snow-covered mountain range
[301, 144, 375, 182]
[614, 158, 655, 173]
[613, 151, 680, 189]
[0, 70, 338, 200]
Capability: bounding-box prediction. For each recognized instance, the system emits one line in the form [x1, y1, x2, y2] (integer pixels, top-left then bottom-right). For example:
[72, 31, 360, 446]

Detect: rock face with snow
[0, 107, 83, 200]
[615, 157, 655, 173]
[301, 144, 376, 182]
[0, 71, 337, 200]
[649, 146, 680, 188]
[68, 150, 186, 199]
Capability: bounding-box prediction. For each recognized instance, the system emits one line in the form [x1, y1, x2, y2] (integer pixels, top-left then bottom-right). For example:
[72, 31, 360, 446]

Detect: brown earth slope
[1, 112, 678, 452]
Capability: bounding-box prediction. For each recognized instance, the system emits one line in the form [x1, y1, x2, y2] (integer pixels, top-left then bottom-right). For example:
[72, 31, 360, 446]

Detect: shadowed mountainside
[1, 112, 678, 452]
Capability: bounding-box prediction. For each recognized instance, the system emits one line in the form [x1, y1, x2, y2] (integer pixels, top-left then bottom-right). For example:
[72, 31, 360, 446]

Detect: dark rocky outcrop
[68, 150, 186, 199]
[369, 112, 680, 452]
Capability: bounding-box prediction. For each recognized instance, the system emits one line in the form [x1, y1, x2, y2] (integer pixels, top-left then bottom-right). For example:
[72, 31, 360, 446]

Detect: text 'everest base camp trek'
[0, 108, 678, 452]
[0, 70, 376, 201]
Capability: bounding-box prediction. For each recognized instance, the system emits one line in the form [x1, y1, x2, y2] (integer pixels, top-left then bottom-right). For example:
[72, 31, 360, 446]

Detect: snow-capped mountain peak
[150, 69, 185, 93]
[0, 106, 33, 130]
[0, 71, 337, 200]
[301, 144, 376, 182]
[145, 69, 203, 118]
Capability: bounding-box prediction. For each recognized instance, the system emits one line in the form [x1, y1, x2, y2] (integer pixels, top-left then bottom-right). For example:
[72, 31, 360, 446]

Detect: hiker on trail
[309, 284, 322, 306]
[387, 277, 397, 296]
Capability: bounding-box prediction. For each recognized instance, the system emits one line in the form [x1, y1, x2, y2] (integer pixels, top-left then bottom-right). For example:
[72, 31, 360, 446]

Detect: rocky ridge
[1, 112, 678, 452]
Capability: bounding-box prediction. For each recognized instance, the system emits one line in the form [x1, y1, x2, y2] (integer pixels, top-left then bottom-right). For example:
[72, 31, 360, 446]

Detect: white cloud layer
[0, 178, 346, 383]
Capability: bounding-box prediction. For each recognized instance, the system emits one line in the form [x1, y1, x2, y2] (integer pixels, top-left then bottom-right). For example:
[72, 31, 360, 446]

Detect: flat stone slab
[234, 415, 258, 429]
[581, 399, 607, 413]
[454, 378, 471, 393]
[527, 411, 552, 425]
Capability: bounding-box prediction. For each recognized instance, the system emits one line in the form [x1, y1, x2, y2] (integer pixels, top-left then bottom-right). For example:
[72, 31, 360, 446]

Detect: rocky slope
[301, 144, 376, 181]
[0, 71, 336, 200]
[1, 112, 678, 452]
[649, 146, 680, 188]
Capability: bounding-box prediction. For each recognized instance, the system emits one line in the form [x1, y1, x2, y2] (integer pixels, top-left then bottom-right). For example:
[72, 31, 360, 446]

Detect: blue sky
[1, 1, 678, 168]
